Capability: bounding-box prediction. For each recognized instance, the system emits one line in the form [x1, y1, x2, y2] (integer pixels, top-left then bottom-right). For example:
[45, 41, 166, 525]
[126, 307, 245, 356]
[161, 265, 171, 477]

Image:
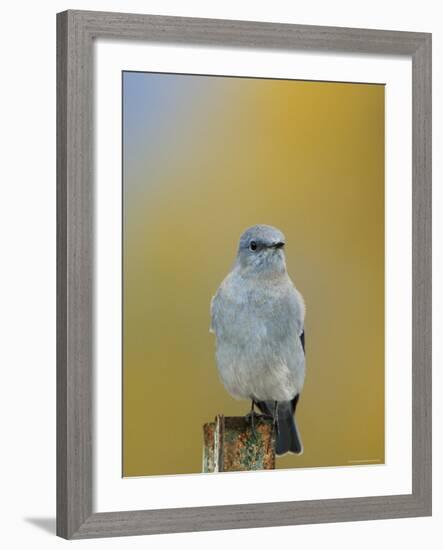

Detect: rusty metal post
[202, 415, 276, 472]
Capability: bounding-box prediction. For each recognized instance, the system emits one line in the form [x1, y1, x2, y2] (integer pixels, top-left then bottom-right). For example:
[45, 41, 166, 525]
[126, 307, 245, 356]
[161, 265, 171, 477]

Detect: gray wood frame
[57, 9, 432, 539]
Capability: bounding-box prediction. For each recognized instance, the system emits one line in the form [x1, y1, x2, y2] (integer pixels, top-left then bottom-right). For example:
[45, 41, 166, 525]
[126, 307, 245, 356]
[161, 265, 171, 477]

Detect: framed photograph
[57, 10, 432, 539]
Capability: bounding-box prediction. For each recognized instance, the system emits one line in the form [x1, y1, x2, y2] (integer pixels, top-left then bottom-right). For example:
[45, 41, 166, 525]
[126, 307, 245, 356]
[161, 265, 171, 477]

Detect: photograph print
[122, 71, 385, 477]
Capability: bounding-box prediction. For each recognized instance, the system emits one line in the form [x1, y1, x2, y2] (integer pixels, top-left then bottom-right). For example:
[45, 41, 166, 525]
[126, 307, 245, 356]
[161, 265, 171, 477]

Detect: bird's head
[236, 224, 287, 276]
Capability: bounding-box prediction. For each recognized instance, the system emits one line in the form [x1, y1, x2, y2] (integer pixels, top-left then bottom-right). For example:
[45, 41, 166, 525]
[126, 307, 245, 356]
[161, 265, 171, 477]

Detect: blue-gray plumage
[210, 224, 306, 455]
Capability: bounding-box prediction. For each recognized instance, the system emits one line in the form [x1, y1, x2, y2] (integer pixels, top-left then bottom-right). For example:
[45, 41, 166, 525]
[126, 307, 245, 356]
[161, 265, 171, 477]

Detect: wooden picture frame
[57, 9, 432, 539]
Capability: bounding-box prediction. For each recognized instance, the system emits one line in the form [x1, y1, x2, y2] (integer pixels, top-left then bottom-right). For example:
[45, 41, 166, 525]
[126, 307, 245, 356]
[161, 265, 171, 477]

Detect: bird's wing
[288, 285, 305, 351]
[291, 393, 300, 414]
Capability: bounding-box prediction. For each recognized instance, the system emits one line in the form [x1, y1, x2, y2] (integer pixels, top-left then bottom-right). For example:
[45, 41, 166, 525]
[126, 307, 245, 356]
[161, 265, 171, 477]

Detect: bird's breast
[213, 278, 300, 343]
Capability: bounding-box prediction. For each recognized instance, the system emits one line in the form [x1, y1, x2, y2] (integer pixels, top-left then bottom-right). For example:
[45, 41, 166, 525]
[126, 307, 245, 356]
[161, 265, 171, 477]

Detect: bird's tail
[255, 398, 303, 456]
[275, 409, 303, 456]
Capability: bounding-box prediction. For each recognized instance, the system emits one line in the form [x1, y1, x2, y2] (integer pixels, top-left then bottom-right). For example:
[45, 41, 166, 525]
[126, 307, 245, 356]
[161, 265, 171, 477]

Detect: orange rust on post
[202, 422, 216, 473]
[215, 414, 225, 471]
[202, 415, 276, 472]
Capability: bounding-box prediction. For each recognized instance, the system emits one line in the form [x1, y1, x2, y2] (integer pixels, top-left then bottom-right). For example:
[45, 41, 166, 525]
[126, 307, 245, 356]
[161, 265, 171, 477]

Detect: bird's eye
[249, 241, 257, 251]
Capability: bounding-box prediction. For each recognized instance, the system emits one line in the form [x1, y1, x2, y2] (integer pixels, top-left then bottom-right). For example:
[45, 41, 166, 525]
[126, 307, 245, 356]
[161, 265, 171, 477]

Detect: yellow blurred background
[123, 73, 385, 476]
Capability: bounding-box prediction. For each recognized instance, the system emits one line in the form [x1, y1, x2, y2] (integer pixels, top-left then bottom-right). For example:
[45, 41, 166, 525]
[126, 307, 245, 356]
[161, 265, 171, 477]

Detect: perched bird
[210, 224, 306, 455]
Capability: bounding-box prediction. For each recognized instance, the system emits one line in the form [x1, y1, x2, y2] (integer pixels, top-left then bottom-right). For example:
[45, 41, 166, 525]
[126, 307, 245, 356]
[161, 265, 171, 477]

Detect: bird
[210, 224, 306, 456]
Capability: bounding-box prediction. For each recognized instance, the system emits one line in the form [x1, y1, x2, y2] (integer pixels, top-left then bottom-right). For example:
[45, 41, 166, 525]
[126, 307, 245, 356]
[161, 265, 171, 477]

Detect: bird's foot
[245, 410, 261, 437]
[272, 401, 280, 437]
[272, 419, 280, 437]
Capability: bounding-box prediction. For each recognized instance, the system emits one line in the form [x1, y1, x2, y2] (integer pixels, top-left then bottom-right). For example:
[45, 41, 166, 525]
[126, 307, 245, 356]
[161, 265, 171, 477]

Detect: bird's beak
[270, 242, 285, 249]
